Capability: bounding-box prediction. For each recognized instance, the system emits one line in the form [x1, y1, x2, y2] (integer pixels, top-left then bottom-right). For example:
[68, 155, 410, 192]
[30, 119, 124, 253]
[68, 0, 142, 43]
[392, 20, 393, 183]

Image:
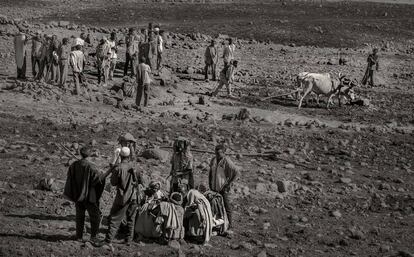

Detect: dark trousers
[73, 72, 85, 95]
[136, 84, 149, 107]
[124, 53, 135, 76]
[16, 56, 27, 79]
[75, 201, 101, 240]
[220, 189, 232, 227]
[204, 63, 217, 81]
[106, 201, 138, 242]
[31, 56, 41, 77]
[362, 67, 374, 86]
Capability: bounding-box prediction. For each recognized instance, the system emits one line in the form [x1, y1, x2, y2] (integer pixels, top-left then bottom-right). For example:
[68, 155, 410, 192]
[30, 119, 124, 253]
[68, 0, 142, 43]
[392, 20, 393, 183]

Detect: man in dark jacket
[105, 147, 145, 245]
[63, 146, 107, 243]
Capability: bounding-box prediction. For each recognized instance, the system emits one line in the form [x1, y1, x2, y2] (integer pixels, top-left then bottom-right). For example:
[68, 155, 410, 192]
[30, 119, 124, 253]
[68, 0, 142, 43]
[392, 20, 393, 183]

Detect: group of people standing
[64, 134, 241, 248]
[14, 30, 72, 86]
[12, 23, 164, 102]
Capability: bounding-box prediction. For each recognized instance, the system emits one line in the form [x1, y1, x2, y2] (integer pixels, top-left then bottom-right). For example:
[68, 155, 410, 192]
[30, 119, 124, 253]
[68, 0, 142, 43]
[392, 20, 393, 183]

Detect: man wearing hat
[64, 146, 106, 243]
[209, 144, 240, 229]
[105, 146, 144, 245]
[204, 39, 219, 81]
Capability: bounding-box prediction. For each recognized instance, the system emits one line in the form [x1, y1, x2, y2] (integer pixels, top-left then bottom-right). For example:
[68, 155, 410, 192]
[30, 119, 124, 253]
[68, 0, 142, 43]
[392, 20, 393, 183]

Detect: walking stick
[58, 143, 80, 160]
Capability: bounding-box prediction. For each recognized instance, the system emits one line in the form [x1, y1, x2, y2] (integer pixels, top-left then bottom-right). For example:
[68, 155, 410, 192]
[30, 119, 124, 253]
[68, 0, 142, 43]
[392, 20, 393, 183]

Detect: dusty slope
[0, 1, 414, 257]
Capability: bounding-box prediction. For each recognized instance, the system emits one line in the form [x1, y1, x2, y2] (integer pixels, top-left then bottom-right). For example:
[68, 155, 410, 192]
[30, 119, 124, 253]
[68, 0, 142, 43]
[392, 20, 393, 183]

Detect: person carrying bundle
[169, 137, 194, 194]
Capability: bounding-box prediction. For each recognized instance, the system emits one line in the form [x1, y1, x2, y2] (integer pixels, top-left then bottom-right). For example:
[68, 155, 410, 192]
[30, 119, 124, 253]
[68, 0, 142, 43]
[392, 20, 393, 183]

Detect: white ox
[296, 72, 356, 109]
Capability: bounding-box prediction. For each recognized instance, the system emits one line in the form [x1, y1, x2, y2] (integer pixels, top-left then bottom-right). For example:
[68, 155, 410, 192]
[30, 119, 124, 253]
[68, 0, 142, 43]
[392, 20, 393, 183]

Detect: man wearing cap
[124, 28, 140, 77]
[14, 30, 28, 79]
[105, 147, 145, 245]
[204, 40, 218, 81]
[362, 48, 379, 86]
[58, 38, 71, 87]
[209, 144, 240, 229]
[31, 31, 43, 78]
[64, 146, 107, 243]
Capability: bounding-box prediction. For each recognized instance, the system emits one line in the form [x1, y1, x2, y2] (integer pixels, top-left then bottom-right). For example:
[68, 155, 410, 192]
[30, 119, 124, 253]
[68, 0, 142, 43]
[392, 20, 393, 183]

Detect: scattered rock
[255, 183, 268, 194]
[263, 222, 271, 230]
[240, 241, 254, 251]
[0, 139, 7, 147]
[92, 124, 104, 133]
[398, 250, 414, 257]
[38, 178, 59, 191]
[285, 163, 295, 169]
[141, 148, 170, 162]
[339, 177, 352, 184]
[264, 243, 278, 249]
[58, 21, 70, 27]
[237, 108, 251, 120]
[159, 67, 177, 86]
[257, 250, 267, 257]
[331, 210, 342, 218]
[349, 227, 365, 240]
[276, 180, 296, 194]
[168, 240, 181, 251]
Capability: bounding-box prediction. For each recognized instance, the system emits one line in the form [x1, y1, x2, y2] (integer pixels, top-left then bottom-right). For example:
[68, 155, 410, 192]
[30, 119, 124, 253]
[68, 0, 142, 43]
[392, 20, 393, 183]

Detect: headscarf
[204, 190, 229, 234]
[186, 189, 213, 243]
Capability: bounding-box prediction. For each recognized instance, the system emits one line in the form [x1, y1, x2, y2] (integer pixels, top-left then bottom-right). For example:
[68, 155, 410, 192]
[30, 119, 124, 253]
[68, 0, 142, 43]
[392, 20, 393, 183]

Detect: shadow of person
[0, 232, 75, 243]
[5, 213, 75, 221]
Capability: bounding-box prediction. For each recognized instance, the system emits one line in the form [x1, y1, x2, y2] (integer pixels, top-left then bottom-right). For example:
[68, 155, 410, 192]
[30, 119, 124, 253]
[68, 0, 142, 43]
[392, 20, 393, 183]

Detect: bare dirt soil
[0, 1, 414, 257]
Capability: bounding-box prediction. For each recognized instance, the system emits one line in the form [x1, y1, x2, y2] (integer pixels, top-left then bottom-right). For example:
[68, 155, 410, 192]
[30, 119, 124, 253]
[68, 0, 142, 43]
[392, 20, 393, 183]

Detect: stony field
[0, 0, 413, 257]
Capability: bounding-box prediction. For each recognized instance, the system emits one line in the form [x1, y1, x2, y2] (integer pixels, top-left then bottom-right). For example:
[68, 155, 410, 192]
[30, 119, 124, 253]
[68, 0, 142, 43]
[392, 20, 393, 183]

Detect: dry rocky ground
[0, 1, 414, 257]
